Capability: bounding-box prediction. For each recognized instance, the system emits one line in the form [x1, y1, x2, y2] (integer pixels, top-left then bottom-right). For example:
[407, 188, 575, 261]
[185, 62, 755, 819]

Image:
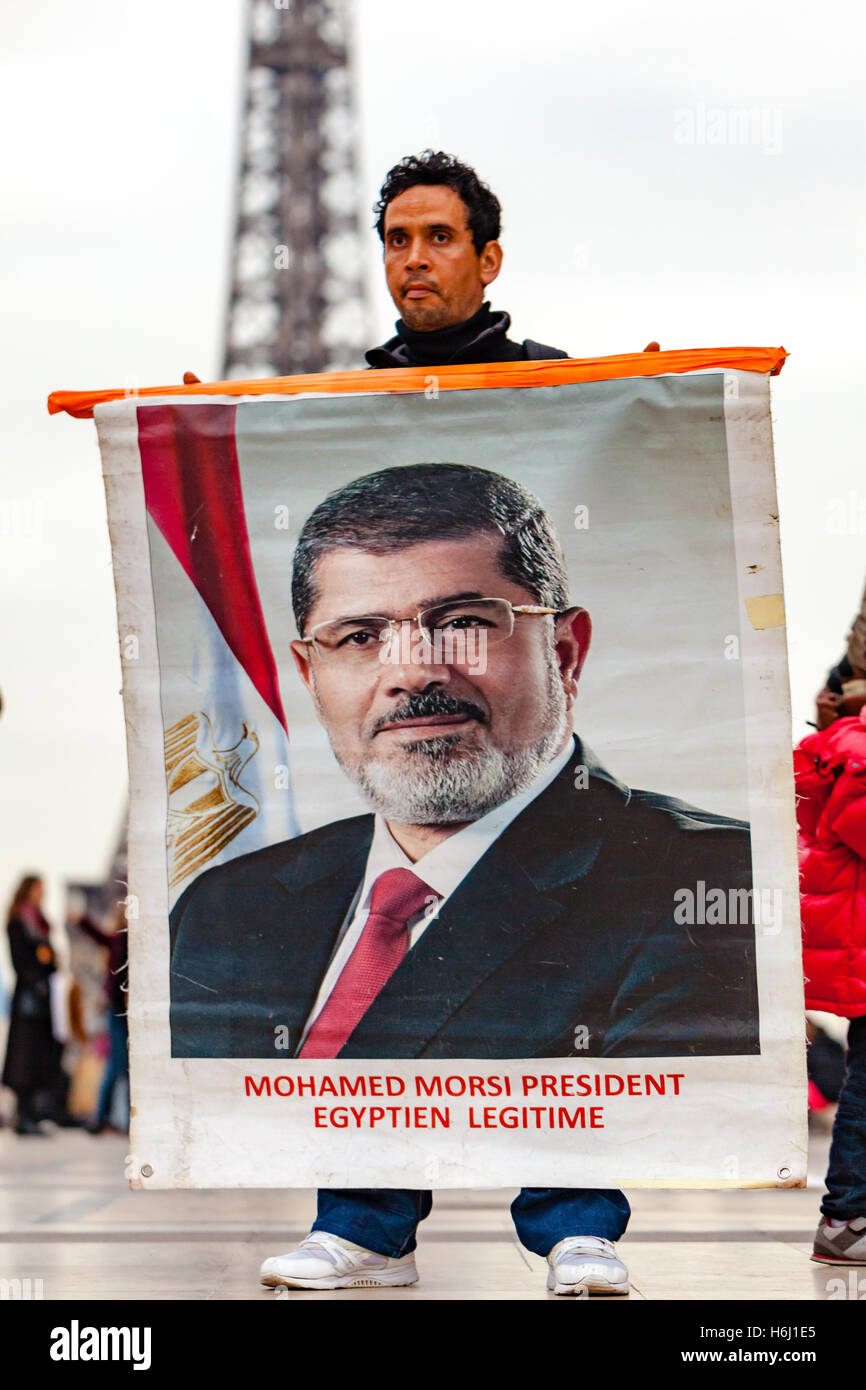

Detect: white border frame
[95, 371, 806, 1191]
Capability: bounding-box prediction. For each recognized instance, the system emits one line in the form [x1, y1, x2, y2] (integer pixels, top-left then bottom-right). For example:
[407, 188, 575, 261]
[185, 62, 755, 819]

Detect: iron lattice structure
[222, 0, 370, 378]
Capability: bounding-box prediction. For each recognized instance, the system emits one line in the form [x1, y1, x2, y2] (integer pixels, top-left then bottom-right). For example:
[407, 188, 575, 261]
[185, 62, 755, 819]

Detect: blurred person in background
[806, 1019, 846, 1113]
[73, 902, 129, 1134]
[2, 874, 63, 1134]
[814, 576, 866, 730]
[797, 692, 866, 1265]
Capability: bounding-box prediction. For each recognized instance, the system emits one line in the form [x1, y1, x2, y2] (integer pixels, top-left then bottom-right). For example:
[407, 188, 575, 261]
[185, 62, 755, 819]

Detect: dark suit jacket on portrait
[168, 741, 760, 1060]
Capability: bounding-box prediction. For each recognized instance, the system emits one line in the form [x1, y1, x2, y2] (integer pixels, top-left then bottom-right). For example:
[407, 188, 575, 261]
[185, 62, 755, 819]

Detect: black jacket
[169, 741, 759, 1060]
[2, 917, 61, 1095]
[365, 301, 568, 369]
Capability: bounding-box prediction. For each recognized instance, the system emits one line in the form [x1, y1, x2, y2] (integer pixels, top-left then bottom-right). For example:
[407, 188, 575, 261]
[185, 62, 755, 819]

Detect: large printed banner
[51, 349, 805, 1189]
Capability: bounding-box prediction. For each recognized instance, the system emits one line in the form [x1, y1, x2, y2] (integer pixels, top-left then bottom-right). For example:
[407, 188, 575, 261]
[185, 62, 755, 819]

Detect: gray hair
[291, 462, 569, 636]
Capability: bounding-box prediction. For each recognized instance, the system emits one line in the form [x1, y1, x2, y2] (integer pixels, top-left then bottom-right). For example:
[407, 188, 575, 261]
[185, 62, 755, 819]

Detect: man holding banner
[196, 151, 755, 1295]
[255, 152, 633, 1294]
[45, 117, 801, 1297]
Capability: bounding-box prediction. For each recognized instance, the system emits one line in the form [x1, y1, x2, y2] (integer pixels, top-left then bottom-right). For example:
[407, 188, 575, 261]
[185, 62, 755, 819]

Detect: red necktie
[299, 868, 437, 1059]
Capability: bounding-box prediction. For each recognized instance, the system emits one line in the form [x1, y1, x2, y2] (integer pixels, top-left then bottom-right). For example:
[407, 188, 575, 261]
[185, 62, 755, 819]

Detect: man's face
[291, 535, 590, 826]
[382, 185, 502, 331]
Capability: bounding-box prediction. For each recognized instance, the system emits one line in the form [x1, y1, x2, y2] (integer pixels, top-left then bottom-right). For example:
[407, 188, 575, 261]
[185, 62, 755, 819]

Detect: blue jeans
[96, 1011, 129, 1128]
[314, 1187, 630, 1258]
[822, 1015, 866, 1220]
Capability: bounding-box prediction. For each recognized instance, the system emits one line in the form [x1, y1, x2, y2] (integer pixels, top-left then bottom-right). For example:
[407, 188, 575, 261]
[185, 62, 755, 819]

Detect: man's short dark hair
[373, 151, 502, 255]
[291, 463, 569, 637]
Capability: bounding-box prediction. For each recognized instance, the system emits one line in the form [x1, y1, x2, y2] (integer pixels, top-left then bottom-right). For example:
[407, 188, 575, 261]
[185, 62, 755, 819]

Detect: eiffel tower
[222, 0, 370, 377]
[81, 0, 370, 934]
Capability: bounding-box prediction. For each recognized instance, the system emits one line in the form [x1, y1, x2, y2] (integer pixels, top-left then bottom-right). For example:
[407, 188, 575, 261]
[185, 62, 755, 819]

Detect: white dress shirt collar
[299, 737, 575, 1042]
[359, 734, 575, 908]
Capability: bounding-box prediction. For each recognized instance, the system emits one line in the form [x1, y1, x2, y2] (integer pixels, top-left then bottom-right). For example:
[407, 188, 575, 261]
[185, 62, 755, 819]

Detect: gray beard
[327, 650, 571, 823]
[351, 723, 570, 824]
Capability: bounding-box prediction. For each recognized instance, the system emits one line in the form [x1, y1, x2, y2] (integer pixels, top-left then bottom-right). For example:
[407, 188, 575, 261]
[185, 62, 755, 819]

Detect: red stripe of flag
[137, 403, 287, 731]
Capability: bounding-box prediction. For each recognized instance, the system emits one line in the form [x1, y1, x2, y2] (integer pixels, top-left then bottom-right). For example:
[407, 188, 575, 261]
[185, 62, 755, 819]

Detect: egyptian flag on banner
[137, 402, 298, 906]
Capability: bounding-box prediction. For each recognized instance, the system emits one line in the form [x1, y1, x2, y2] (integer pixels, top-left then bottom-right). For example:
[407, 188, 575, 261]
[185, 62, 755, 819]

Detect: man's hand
[183, 372, 201, 385]
[815, 686, 841, 729]
[643, 341, 660, 352]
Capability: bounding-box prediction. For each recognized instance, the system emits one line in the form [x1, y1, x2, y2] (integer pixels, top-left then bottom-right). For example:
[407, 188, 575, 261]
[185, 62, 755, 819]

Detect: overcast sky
[1, 0, 864, 929]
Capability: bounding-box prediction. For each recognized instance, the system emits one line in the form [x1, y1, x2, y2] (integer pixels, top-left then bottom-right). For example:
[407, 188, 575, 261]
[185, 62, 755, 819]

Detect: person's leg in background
[89, 1012, 128, 1133]
[13, 1086, 46, 1135]
[511, 1187, 632, 1295]
[46, 1064, 82, 1127]
[93, 1037, 119, 1130]
[813, 1016, 866, 1264]
[107, 1011, 129, 1130]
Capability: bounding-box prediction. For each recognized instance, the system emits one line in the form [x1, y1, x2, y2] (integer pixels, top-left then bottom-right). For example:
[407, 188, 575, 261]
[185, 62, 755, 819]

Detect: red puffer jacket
[795, 709, 866, 1018]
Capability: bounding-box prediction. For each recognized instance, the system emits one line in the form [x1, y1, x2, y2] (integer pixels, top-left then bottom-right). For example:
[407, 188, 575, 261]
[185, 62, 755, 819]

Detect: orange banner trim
[47, 346, 787, 420]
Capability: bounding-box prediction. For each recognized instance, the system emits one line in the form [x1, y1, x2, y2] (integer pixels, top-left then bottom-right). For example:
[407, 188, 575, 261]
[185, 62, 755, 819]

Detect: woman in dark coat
[2, 875, 62, 1134]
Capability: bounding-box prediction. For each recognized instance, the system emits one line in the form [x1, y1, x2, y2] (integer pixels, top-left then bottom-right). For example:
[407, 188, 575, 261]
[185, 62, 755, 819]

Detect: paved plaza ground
[0, 1118, 854, 1302]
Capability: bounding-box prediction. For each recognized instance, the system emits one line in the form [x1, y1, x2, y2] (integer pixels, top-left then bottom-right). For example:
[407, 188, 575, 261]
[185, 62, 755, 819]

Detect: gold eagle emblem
[164, 712, 260, 888]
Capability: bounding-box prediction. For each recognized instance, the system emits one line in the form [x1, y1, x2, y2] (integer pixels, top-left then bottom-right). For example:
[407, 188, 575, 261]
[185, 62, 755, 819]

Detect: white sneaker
[546, 1235, 630, 1295]
[260, 1230, 419, 1290]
